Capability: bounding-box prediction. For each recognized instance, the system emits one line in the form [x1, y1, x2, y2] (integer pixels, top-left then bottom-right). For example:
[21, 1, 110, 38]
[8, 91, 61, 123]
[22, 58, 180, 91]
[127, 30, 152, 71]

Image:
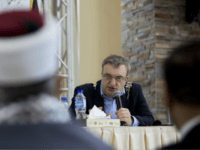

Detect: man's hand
[106, 113, 112, 117]
[115, 108, 133, 126]
[86, 107, 112, 117]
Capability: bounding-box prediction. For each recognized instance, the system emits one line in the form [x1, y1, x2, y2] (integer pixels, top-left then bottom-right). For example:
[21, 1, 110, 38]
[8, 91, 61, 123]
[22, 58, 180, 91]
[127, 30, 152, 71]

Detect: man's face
[101, 64, 129, 98]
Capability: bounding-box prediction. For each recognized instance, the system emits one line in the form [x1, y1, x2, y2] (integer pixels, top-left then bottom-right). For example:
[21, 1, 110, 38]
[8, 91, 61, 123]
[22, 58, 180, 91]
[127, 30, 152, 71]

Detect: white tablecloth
[84, 126, 180, 150]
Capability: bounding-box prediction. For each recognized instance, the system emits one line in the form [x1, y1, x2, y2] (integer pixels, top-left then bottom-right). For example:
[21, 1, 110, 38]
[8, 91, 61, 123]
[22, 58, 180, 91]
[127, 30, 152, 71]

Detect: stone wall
[155, 0, 200, 123]
[121, 0, 156, 121]
[121, 0, 200, 124]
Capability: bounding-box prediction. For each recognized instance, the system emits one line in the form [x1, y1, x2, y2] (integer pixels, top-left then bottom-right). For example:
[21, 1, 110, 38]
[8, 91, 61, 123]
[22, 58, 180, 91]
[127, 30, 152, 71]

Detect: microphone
[114, 90, 126, 126]
[114, 90, 123, 109]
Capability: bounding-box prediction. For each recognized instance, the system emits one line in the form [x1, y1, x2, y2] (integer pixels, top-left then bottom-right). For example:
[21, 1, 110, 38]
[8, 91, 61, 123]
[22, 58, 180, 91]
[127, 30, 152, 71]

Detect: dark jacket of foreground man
[0, 94, 112, 149]
[162, 123, 200, 149]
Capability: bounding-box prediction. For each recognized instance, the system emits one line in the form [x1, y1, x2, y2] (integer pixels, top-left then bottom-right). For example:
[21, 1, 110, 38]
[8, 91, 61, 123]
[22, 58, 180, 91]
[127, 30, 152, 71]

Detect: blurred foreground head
[163, 39, 200, 128]
[0, 10, 59, 104]
[164, 39, 200, 105]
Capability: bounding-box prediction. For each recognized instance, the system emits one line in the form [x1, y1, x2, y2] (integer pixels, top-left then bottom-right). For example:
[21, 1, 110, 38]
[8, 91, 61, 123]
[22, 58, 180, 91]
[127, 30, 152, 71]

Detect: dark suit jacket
[0, 121, 112, 149]
[69, 80, 154, 126]
[162, 123, 200, 149]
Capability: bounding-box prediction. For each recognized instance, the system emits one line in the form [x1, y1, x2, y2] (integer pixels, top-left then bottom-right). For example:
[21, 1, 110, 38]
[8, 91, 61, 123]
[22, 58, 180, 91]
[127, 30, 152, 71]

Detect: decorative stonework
[122, 0, 200, 124]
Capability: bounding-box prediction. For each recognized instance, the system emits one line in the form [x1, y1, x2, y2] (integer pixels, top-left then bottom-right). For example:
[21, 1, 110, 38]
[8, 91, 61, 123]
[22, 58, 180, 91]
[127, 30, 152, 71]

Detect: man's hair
[0, 76, 57, 105]
[163, 39, 200, 105]
[102, 55, 130, 76]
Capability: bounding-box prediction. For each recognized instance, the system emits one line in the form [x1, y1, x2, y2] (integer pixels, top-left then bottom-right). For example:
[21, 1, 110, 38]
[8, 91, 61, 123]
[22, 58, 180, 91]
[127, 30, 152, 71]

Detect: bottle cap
[77, 90, 83, 94]
[61, 97, 67, 102]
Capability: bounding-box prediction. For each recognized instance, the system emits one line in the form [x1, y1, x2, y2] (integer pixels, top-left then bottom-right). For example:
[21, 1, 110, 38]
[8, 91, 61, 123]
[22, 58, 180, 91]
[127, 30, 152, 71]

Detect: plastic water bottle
[61, 97, 69, 109]
[75, 90, 86, 119]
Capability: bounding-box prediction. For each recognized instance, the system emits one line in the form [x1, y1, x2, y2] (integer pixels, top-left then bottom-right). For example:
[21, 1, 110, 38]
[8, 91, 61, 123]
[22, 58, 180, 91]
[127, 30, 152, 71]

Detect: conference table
[84, 126, 180, 150]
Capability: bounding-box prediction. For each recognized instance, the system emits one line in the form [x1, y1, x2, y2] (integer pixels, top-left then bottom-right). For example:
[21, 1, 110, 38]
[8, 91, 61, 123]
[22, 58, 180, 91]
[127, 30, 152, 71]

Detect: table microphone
[114, 90, 126, 126]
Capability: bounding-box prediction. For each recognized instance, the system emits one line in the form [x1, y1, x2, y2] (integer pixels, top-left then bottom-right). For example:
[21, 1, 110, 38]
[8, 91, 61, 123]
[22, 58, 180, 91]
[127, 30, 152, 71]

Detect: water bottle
[61, 97, 69, 109]
[75, 90, 86, 119]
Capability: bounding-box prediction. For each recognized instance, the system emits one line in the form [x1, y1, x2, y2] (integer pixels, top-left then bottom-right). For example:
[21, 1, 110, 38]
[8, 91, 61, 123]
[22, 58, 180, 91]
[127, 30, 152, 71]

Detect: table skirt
[84, 126, 180, 150]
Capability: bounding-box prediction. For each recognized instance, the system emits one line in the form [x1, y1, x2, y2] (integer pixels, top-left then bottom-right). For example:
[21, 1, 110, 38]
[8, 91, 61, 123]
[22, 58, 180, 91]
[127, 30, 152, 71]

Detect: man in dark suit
[0, 10, 112, 149]
[70, 55, 154, 126]
[162, 39, 200, 149]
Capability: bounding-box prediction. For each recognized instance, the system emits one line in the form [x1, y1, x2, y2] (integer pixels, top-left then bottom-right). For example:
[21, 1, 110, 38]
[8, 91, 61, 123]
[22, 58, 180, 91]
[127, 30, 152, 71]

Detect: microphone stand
[167, 107, 171, 125]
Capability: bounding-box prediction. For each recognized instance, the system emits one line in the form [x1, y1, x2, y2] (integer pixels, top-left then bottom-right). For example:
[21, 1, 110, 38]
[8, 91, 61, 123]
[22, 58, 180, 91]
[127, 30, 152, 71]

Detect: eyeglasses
[103, 74, 126, 83]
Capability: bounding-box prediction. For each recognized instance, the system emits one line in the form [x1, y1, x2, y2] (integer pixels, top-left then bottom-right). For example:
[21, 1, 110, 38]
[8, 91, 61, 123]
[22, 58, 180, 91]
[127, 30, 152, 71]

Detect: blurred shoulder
[125, 81, 141, 89]
[161, 143, 181, 149]
[76, 83, 94, 89]
[61, 122, 113, 149]
[75, 80, 101, 91]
